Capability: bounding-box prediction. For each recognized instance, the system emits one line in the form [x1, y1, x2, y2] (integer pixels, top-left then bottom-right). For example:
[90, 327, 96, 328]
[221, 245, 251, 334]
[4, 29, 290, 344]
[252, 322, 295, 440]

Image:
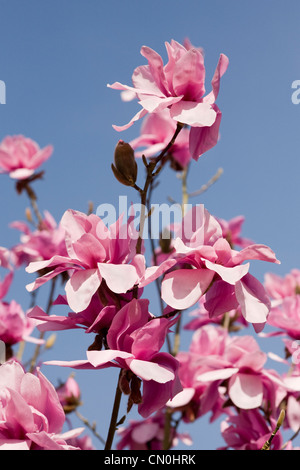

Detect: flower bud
[111, 140, 137, 187]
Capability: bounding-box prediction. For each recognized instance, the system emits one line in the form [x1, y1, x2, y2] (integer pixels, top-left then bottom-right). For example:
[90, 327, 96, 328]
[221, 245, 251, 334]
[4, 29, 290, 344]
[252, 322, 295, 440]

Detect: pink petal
[140, 46, 169, 95]
[189, 107, 222, 159]
[65, 268, 101, 312]
[161, 268, 214, 310]
[232, 244, 280, 265]
[112, 108, 148, 132]
[87, 349, 133, 367]
[204, 259, 250, 284]
[9, 168, 35, 180]
[131, 422, 160, 444]
[228, 373, 263, 409]
[204, 53, 229, 104]
[167, 387, 195, 408]
[170, 101, 216, 127]
[97, 263, 138, 293]
[128, 358, 175, 383]
[172, 48, 205, 101]
[139, 95, 182, 114]
[235, 274, 270, 332]
[197, 367, 239, 382]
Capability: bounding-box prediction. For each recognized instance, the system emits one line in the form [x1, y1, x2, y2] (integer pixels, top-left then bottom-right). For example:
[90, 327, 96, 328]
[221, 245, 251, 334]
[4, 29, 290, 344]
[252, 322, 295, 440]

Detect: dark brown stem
[104, 370, 123, 450]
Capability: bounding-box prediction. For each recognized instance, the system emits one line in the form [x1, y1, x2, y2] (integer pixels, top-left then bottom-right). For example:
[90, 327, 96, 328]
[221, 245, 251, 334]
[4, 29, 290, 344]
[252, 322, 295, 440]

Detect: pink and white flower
[11, 211, 67, 268]
[108, 40, 229, 160]
[129, 109, 191, 168]
[45, 299, 182, 418]
[0, 361, 83, 450]
[160, 205, 279, 332]
[0, 135, 53, 180]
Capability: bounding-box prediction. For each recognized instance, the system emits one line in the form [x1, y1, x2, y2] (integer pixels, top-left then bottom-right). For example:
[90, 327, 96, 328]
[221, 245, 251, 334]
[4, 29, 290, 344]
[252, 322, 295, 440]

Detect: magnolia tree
[0, 39, 300, 451]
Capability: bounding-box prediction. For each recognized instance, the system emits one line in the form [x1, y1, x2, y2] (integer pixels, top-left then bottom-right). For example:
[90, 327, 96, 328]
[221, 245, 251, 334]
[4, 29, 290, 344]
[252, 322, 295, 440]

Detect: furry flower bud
[111, 140, 137, 187]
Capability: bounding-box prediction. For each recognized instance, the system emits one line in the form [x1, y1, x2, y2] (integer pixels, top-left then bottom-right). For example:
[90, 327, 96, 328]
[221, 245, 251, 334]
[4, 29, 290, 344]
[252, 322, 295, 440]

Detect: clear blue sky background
[1, 0, 300, 450]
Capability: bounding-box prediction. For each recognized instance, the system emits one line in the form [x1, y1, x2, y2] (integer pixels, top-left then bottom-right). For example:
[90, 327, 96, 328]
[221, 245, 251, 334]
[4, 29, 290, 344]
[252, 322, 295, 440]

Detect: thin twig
[188, 167, 223, 198]
[29, 277, 57, 372]
[75, 410, 106, 446]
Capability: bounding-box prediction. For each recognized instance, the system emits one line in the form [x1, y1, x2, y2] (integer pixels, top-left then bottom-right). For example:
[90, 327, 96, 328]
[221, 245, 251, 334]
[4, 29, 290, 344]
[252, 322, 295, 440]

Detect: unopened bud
[119, 369, 132, 395]
[130, 375, 142, 404]
[112, 140, 137, 187]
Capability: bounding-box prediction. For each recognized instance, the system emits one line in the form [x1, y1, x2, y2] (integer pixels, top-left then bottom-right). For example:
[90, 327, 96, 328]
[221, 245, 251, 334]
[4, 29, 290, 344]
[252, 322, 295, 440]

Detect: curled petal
[161, 268, 214, 310]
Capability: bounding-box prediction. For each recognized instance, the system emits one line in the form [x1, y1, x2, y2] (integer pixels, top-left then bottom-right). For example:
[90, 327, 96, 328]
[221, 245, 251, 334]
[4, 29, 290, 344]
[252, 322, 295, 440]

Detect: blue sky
[1, 0, 300, 450]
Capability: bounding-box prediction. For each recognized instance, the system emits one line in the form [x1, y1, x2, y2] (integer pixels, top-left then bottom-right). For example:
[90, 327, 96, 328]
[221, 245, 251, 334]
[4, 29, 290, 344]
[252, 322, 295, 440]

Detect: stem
[23, 182, 44, 227]
[171, 164, 189, 357]
[135, 122, 184, 256]
[104, 370, 123, 450]
[163, 407, 173, 450]
[75, 410, 106, 446]
[29, 277, 57, 372]
[261, 409, 285, 450]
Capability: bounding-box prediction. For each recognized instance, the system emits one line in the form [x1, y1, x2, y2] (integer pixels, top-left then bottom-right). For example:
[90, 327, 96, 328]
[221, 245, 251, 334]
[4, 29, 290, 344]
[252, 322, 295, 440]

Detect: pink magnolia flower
[0, 361, 83, 450]
[0, 299, 37, 346]
[66, 434, 95, 450]
[129, 109, 191, 168]
[108, 40, 229, 160]
[117, 411, 192, 450]
[45, 299, 182, 418]
[11, 210, 67, 268]
[167, 326, 231, 422]
[26, 209, 175, 314]
[216, 215, 254, 249]
[56, 376, 81, 413]
[264, 269, 300, 302]
[220, 409, 283, 450]
[266, 297, 300, 340]
[0, 135, 53, 180]
[193, 331, 297, 411]
[160, 205, 280, 332]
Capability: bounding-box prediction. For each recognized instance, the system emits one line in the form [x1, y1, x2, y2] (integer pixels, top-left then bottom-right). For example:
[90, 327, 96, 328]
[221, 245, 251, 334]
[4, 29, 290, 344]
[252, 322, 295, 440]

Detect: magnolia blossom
[0, 135, 53, 180]
[216, 215, 254, 249]
[108, 40, 229, 159]
[56, 375, 81, 414]
[0, 300, 37, 346]
[11, 210, 67, 268]
[161, 205, 280, 332]
[220, 409, 283, 450]
[168, 325, 299, 415]
[0, 361, 83, 450]
[167, 326, 231, 422]
[45, 299, 182, 418]
[117, 411, 192, 450]
[193, 328, 300, 411]
[266, 297, 300, 340]
[264, 269, 300, 302]
[25, 209, 175, 314]
[129, 109, 191, 168]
